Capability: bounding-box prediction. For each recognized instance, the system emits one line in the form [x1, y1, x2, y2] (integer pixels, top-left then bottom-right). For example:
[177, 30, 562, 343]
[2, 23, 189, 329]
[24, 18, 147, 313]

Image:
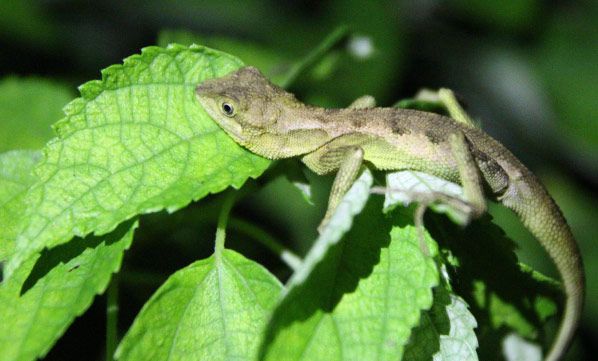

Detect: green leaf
[450, 0, 540, 32]
[6, 44, 270, 278]
[0, 150, 40, 262]
[426, 215, 560, 359]
[286, 169, 373, 288]
[0, 2, 59, 48]
[405, 285, 479, 361]
[395, 98, 449, 115]
[0, 77, 73, 152]
[116, 249, 282, 361]
[534, 10, 598, 147]
[470, 264, 558, 339]
[260, 199, 439, 360]
[157, 29, 290, 82]
[0, 220, 136, 361]
[395, 88, 480, 130]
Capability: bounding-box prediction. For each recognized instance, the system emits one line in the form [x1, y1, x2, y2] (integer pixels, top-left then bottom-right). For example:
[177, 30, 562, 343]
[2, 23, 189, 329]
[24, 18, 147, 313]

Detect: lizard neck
[245, 104, 334, 159]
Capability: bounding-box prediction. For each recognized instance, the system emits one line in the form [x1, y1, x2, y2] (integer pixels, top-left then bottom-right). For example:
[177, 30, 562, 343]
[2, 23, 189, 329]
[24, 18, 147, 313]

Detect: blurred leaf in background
[157, 29, 290, 81]
[533, 5, 598, 170]
[0, 1, 60, 50]
[450, 0, 541, 33]
[0, 78, 72, 152]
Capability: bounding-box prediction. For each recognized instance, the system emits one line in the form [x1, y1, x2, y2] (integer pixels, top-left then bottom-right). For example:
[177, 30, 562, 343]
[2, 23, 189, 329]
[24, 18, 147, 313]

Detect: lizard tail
[501, 177, 584, 361]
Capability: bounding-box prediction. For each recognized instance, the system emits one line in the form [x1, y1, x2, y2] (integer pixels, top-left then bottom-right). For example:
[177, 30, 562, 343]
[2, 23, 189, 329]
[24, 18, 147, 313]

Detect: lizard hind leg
[448, 131, 487, 221]
[414, 202, 431, 256]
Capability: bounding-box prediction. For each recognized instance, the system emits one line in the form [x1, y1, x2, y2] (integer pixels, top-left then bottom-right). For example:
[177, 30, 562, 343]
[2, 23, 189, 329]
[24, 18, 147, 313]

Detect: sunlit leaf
[6, 44, 270, 278]
[116, 249, 282, 361]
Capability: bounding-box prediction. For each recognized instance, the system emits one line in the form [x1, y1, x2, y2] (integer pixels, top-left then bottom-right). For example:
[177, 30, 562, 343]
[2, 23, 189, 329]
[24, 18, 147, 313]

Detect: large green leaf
[116, 249, 282, 361]
[285, 169, 373, 288]
[0, 220, 137, 361]
[261, 201, 439, 360]
[0, 150, 40, 262]
[0, 77, 73, 152]
[6, 44, 270, 278]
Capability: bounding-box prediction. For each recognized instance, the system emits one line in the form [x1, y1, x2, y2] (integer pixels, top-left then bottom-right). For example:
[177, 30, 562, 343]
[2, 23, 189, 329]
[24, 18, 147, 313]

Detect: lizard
[195, 66, 584, 361]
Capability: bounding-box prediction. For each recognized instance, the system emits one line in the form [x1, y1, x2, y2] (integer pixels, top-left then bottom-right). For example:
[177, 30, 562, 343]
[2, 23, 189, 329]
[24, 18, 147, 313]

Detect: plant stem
[279, 25, 350, 89]
[229, 218, 302, 270]
[214, 191, 237, 258]
[106, 275, 119, 361]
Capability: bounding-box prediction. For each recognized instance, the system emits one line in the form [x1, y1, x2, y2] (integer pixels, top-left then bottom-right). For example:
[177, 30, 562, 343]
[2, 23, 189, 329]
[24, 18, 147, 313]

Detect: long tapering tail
[501, 176, 584, 361]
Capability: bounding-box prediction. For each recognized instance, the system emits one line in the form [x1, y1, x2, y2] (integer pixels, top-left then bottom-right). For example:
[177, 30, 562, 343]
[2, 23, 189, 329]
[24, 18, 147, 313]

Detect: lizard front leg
[302, 143, 365, 232]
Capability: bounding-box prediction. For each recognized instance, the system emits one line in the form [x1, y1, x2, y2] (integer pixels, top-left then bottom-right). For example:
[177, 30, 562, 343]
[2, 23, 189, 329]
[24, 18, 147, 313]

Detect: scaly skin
[196, 66, 584, 361]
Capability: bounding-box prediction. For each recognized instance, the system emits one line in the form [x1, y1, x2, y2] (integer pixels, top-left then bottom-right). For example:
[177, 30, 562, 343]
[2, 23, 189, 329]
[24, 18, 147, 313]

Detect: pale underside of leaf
[116, 249, 282, 361]
[432, 295, 478, 361]
[6, 44, 271, 278]
[404, 284, 479, 361]
[383, 170, 470, 225]
[502, 333, 542, 361]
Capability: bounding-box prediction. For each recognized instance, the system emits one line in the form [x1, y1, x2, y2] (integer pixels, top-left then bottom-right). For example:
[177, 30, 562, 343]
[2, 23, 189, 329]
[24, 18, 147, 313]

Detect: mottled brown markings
[351, 117, 365, 127]
[424, 129, 444, 144]
[390, 118, 409, 135]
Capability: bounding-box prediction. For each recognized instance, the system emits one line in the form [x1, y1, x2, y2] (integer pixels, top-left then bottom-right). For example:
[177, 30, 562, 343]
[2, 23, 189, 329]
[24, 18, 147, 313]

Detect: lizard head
[195, 66, 290, 147]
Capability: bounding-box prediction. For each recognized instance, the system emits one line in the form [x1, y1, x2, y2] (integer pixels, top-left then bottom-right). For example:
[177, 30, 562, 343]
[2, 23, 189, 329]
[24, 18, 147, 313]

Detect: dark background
[1, 1, 596, 360]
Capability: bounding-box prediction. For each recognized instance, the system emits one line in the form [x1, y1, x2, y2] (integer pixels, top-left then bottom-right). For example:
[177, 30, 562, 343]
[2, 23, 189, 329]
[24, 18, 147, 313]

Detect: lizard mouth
[214, 117, 245, 142]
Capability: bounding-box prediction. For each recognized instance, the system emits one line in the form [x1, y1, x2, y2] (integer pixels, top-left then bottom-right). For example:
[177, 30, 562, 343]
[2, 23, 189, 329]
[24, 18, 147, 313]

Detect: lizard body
[196, 66, 584, 361]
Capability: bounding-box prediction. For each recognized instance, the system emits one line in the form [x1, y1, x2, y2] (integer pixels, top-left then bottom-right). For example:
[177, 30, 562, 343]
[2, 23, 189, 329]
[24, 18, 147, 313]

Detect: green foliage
[451, 0, 540, 32]
[405, 285, 478, 361]
[0, 78, 73, 152]
[0, 151, 40, 262]
[534, 8, 598, 147]
[426, 214, 560, 359]
[0, 151, 136, 361]
[116, 249, 282, 361]
[157, 30, 289, 83]
[0, 222, 136, 361]
[0, 33, 567, 361]
[0, 1, 59, 48]
[6, 44, 270, 278]
[261, 207, 440, 360]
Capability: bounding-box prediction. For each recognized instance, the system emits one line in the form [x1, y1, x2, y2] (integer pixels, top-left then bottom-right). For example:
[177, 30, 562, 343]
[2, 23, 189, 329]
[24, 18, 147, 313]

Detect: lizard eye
[221, 102, 235, 117]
